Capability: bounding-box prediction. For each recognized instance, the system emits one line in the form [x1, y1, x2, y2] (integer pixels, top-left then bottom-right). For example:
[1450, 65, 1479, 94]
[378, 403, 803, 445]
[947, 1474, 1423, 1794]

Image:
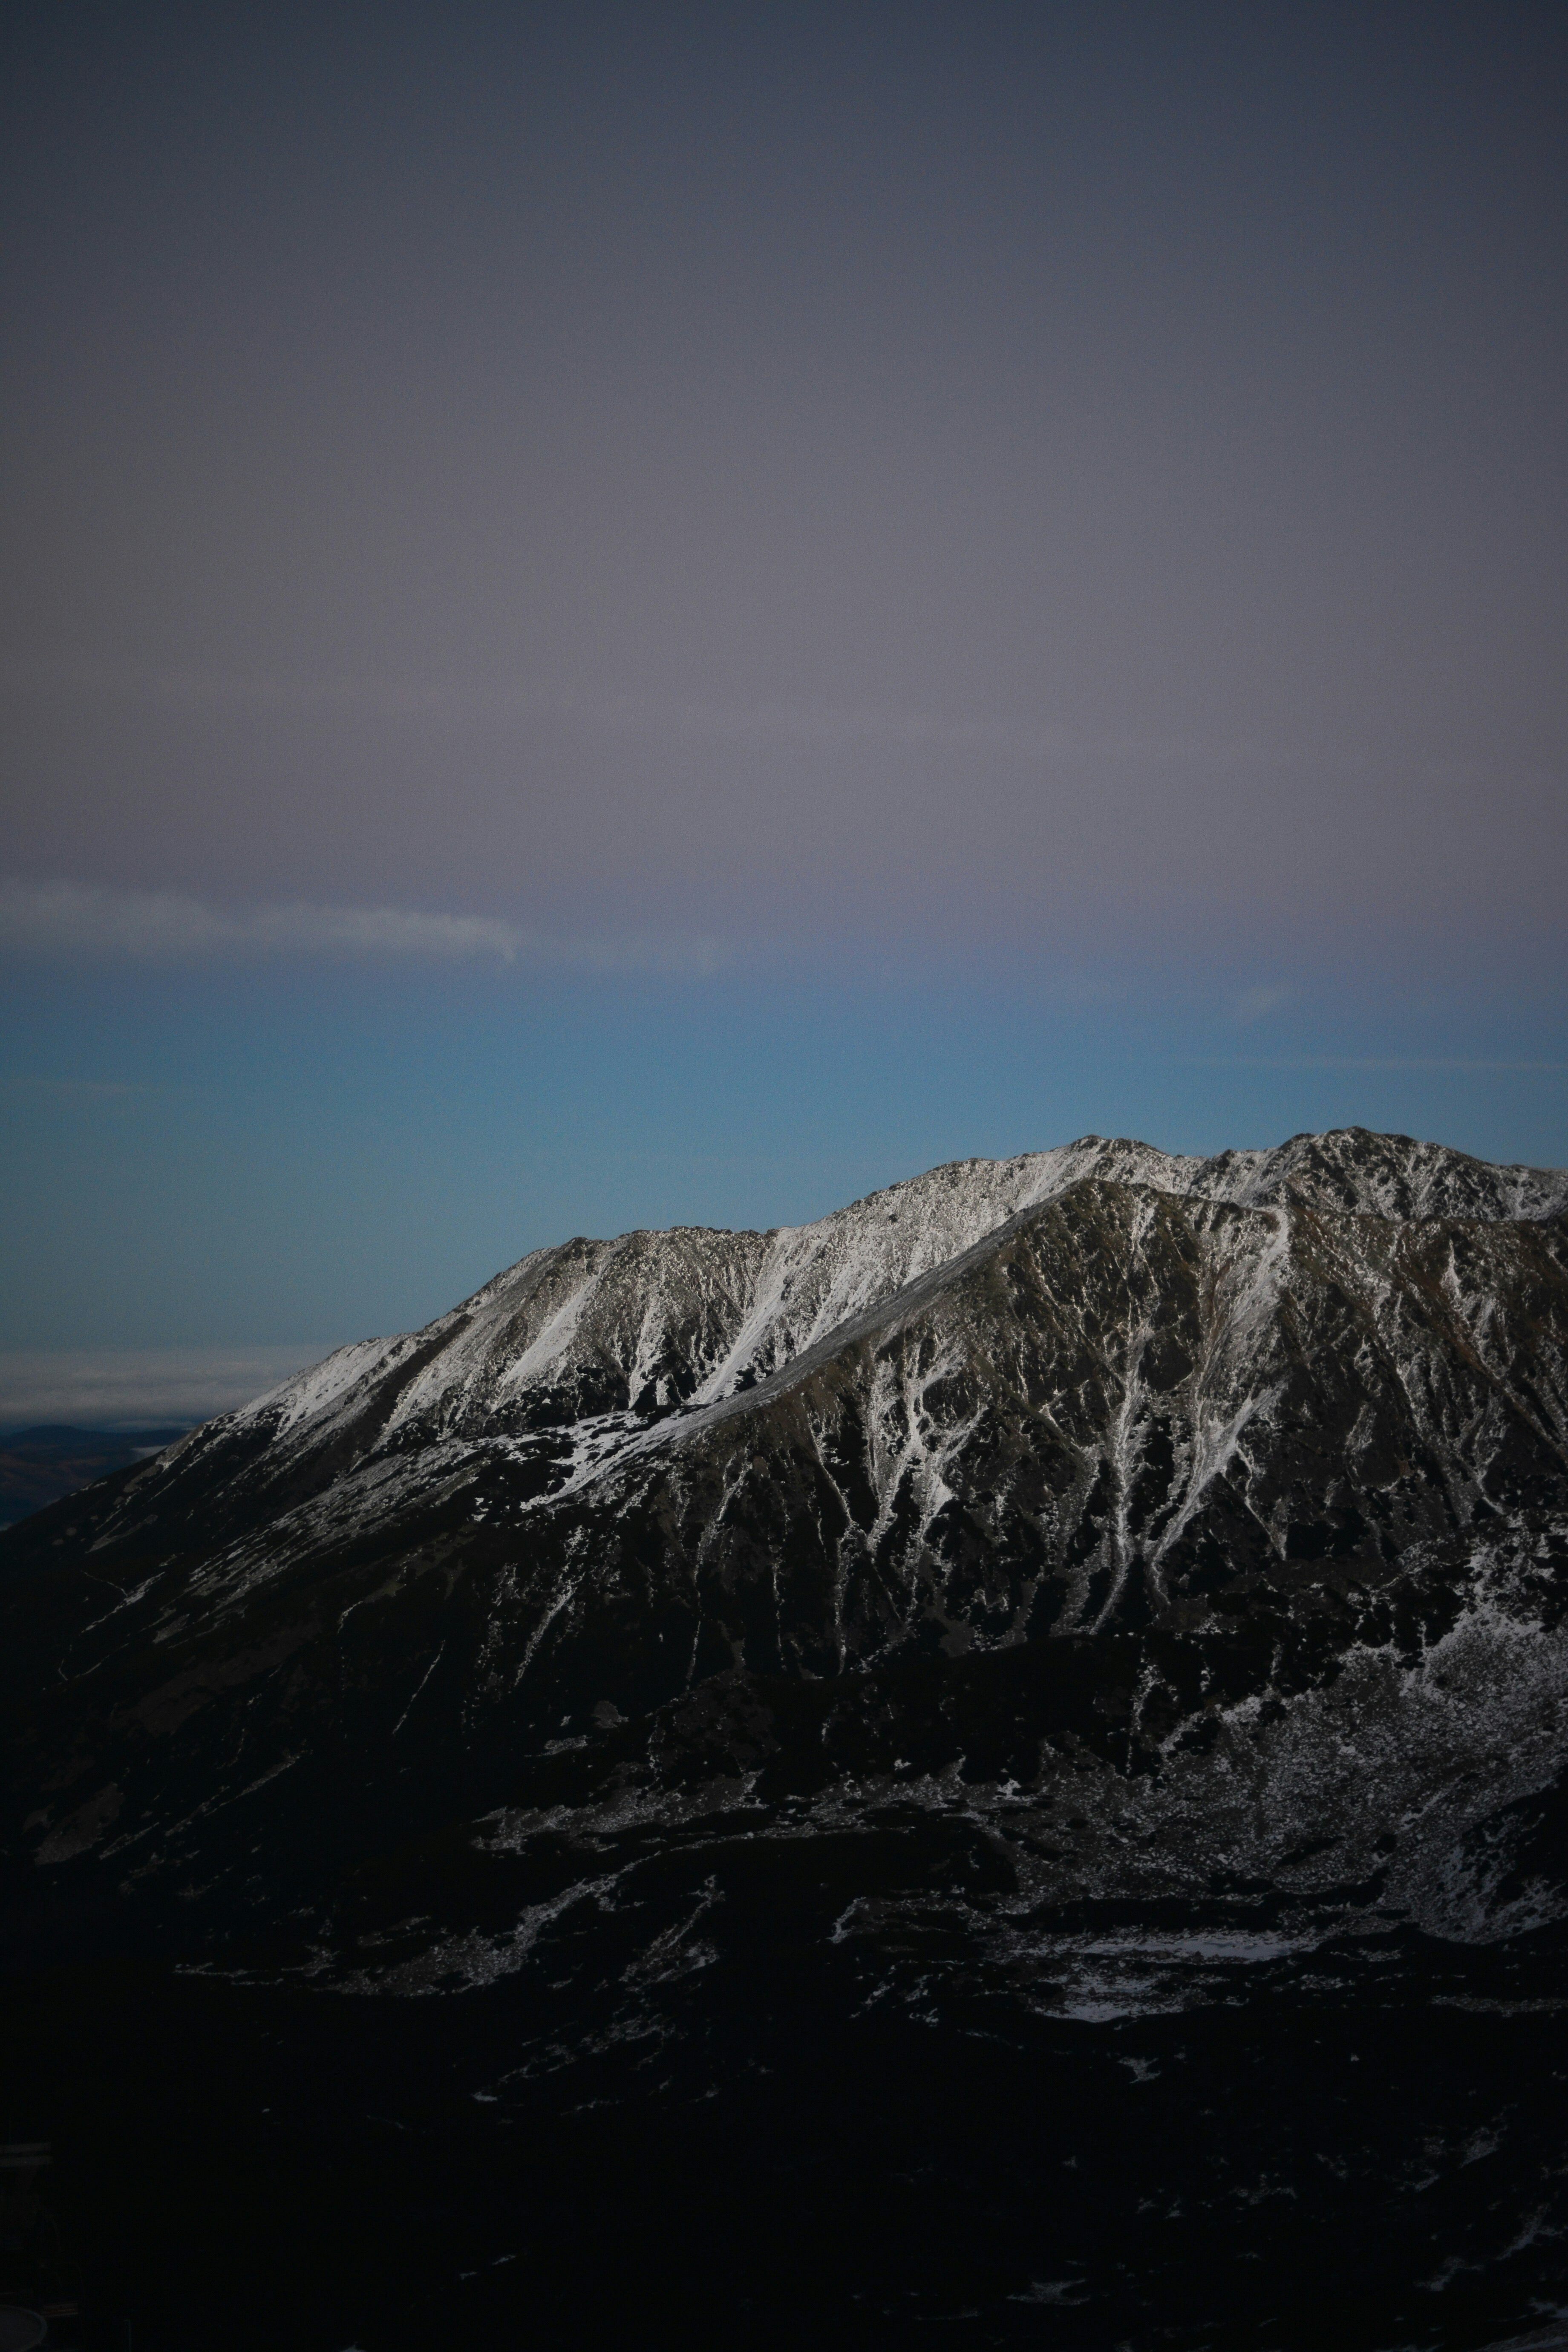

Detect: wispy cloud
[0, 656, 1366, 777]
[1232, 984, 1296, 1024]
[0, 879, 724, 976]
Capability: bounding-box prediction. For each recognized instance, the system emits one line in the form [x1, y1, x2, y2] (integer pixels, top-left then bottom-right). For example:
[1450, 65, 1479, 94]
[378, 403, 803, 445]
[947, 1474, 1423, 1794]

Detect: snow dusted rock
[3, 1125, 1568, 2023]
[208, 1123, 1568, 1454]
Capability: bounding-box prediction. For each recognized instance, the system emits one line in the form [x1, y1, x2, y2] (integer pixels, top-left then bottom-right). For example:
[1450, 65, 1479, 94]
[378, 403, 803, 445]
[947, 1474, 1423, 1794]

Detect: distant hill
[0, 1425, 189, 1527]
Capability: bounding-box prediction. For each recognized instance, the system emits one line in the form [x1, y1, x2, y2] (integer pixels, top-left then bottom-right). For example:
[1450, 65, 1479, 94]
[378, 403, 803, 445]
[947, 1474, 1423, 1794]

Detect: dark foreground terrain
[5, 1132, 1568, 2346]
[8, 1909, 1568, 2349]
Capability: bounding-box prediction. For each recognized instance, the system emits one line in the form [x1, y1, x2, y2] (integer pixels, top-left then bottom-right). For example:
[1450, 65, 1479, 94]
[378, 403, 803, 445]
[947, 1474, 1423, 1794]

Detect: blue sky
[6, 948, 1564, 1360]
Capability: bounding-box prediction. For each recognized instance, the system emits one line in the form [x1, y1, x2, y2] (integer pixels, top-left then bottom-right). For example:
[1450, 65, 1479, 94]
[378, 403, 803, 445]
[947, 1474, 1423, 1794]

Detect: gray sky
[5, 1, 1563, 975]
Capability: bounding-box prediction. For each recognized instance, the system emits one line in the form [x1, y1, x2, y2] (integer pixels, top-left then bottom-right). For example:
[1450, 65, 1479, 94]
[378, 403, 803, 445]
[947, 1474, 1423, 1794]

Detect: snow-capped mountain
[5, 1122, 1567, 2006]
[197, 1123, 1568, 1453]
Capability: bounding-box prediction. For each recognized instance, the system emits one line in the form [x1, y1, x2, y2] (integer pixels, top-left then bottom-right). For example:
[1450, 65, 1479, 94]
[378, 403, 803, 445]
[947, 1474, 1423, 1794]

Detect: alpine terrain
[6, 1127, 1568, 2350]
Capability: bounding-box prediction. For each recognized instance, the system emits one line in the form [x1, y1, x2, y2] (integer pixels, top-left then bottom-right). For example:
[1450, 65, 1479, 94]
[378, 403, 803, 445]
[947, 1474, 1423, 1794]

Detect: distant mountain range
[0, 1424, 190, 1529]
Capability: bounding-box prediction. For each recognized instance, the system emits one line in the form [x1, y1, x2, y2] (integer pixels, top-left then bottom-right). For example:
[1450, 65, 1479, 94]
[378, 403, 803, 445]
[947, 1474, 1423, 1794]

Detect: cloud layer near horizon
[0, 1346, 329, 1430]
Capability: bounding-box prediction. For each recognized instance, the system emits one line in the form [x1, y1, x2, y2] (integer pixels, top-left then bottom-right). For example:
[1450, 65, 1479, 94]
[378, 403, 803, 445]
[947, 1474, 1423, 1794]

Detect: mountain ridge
[4, 1124, 1568, 1998]
[184, 1123, 1568, 1484]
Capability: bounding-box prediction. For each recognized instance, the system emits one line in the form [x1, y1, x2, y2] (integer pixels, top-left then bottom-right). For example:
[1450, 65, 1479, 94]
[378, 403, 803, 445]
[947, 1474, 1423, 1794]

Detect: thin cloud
[0, 879, 724, 977]
[1233, 984, 1296, 1024]
[0, 656, 1376, 778]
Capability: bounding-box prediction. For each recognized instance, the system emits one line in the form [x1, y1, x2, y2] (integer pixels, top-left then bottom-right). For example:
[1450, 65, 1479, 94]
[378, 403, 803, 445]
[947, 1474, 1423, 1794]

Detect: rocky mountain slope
[3, 1124, 1567, 2004]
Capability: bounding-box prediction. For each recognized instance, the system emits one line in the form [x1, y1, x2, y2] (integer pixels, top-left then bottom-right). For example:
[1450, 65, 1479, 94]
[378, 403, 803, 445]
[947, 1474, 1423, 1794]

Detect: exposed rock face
[4, 1125, 1568, 2029]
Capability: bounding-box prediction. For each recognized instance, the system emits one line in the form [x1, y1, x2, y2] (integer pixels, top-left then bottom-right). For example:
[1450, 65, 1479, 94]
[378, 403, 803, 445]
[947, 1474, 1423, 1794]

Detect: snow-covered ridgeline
[233, 1130, 1568, 1462]
[73, 1177, 1568, 1665]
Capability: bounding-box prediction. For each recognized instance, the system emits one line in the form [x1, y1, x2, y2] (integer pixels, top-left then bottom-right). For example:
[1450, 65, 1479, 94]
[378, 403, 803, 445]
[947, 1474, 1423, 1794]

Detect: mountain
[5, 1127, 1568, 2345]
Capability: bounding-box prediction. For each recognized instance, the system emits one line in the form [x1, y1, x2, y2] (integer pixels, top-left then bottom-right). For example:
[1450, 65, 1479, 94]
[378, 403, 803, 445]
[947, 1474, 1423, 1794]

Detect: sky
[3, 2, 1566, 1417]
